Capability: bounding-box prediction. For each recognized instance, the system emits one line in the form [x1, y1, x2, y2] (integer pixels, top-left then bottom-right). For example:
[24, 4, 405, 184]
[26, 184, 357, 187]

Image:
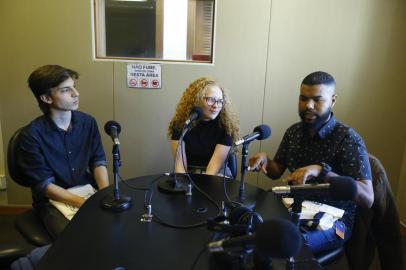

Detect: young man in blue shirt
[18, 65, 109, 239]
[249, 71, 374, 253]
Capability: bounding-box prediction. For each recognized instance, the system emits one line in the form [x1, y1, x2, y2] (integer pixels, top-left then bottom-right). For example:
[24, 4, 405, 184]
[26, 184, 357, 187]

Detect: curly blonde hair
[168, 77, 240, 142]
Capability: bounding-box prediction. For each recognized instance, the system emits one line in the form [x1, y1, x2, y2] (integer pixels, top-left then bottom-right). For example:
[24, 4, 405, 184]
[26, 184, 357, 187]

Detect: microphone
[104, 121, 121, 145]
[157, 107, 202, 194]
[184, 107, 203, 127]
[234, 124, 271, 146]
[208, 219, 302, 258]
[101, 120, 131, 212]
[271, 176, 358, 201]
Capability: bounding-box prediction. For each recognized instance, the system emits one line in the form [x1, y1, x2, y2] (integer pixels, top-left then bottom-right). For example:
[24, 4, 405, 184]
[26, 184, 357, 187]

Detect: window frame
[91, 0, 216, 65]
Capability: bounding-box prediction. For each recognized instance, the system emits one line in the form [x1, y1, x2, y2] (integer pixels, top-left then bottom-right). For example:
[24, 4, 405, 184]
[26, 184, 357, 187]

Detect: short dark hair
[301, 71, 335, 86]
[28, 65, 79, 114]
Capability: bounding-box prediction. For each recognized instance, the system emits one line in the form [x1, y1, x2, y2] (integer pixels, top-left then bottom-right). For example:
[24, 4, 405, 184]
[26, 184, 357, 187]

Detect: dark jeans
[36, 203, 69, 240]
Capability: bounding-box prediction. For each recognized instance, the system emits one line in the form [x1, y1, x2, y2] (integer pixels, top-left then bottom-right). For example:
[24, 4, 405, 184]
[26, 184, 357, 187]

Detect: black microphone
[157, 107, 202, 194]
[271, 176, 358, 201]
[208, 219, 302, 258]
[184, 107, 203, 126]
[101, 120, 131, 212]
[234, 124, 271, 146]
[104, 121, 121, 145]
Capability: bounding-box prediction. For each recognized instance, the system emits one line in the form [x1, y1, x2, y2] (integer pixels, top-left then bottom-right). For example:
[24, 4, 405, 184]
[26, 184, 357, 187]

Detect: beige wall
[258, 0, 406, 193]
[0, 0, 114, 204]
[0, 0, 405, 223]
[0, 120, 4, 176]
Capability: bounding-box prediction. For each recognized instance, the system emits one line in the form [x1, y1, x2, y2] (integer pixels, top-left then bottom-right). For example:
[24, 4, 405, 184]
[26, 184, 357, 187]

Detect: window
[93, 0, 215, 63]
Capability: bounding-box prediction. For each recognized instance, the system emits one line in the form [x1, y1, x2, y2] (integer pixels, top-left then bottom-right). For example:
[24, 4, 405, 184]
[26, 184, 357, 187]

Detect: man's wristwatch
[317, 162, 332, 181]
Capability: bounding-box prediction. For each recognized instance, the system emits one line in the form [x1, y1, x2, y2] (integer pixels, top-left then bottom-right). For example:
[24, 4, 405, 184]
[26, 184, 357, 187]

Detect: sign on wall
[127, 63, 162, 89]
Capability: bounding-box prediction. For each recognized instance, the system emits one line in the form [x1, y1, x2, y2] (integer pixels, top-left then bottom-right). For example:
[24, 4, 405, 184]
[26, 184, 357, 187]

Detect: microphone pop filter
[190, 106, 203, 120]
[255, 219, 302, 258]
[104, 120, 121, 136]
[329, 176, 358, 201]
[253, 124, 271, 140]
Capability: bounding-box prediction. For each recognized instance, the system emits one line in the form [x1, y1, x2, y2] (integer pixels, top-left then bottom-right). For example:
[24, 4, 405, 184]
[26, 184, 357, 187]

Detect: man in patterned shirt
[249, 71, 374, 254]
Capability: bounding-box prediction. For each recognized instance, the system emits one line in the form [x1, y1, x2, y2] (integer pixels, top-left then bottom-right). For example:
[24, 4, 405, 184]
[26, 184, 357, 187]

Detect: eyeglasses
[203, 97, 225, 107]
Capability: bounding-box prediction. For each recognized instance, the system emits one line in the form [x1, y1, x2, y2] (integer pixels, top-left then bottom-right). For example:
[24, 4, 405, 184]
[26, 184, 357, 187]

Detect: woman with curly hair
[168, 77, 240, 177]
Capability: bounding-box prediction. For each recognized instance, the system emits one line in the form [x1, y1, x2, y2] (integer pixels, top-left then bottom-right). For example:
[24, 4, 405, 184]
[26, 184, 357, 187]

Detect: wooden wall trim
[401, 222, 406, 237]
[0, 206, 31, 215]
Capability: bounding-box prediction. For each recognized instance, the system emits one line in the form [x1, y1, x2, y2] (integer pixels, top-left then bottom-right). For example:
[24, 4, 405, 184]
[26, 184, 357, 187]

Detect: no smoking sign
[127, 63, 162, 89]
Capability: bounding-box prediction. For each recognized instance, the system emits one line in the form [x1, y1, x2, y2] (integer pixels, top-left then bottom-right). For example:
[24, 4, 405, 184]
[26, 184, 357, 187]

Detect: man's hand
[72, 196, 86, 208]
[286, 165, 322, 185]
[46, 183, 86, 208]
[248, 152, 269, 174]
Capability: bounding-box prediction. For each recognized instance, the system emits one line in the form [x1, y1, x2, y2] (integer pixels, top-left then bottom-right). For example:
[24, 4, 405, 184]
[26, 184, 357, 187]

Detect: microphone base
[157, 175, 187, 194]
[101, 195, 132, 212]
[230, 197, 256, 210]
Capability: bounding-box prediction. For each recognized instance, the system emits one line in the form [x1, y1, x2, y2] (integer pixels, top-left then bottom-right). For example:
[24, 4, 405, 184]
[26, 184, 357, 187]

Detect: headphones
[207, 205, 263, 236]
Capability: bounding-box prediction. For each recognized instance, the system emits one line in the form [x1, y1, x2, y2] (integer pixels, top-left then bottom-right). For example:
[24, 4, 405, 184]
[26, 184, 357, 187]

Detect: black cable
[180, 139, 222, 213]
[152, 215, 207, 229]
[119, 174, 165, 206]
[152, 173, 221, 229]
[119, 171, 220, 229]
[222, 146, 243, 208]
[120, 174, 153, 193]
[174, 125, 190, 184]
[179, 125, 235, 210]
[189, 246, 207, 270]
[180, 126, 189, 174]
[178, 129, 222, 211]
[222, 146, 233, 203]
[116, 141, 220, 228]
[185, 173, 221, 213]
[121, 123, 233, 229]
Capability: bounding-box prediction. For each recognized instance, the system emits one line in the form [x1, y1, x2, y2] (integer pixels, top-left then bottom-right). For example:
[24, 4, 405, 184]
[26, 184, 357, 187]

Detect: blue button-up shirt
[18, 111, 107, 207]
[274, 113, 371, 234]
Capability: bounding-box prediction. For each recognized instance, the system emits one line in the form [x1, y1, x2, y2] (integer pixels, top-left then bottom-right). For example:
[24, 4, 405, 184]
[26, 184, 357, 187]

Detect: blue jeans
[302, 221, 348, 254]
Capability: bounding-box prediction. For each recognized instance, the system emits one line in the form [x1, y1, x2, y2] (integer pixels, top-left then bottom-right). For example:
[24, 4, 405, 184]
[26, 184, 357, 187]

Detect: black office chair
[0, 243, 35, 269]
[313, 153, 404, 269]
[7, 127, 52, 246]
[345, 154, 404, 270]
[0, 127, 53, 268]
[227, 152, 238, 179]
[315, 246, 345, 266]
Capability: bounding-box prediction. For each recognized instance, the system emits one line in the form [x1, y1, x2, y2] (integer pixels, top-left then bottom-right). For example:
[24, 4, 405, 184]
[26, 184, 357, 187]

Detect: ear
[331, 94, 337, 108]
[40, 94, 53, 104]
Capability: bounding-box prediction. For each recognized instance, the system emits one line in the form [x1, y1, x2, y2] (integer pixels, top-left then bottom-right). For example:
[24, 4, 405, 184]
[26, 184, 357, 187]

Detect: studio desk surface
[36, 174, 317, 270]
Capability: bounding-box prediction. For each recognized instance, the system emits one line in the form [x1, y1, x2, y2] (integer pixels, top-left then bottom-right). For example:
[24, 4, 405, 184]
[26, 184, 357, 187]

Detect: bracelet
[317, 162, 332, 181]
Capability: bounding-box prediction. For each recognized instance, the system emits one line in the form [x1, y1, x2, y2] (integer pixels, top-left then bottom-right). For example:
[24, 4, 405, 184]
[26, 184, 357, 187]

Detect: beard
[299, 108, 332, 131]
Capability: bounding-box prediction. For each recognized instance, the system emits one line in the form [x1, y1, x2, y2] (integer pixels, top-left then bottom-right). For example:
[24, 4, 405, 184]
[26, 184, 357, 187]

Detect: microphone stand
[234, 143, 256, 209]
[157, 125, 190, 194]
[286, 196, 323, 270]
[101, 143, 132, 211]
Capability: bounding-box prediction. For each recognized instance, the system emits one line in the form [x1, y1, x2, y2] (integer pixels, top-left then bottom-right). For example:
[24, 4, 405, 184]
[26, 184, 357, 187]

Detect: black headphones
[207, 205, 263, 236]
